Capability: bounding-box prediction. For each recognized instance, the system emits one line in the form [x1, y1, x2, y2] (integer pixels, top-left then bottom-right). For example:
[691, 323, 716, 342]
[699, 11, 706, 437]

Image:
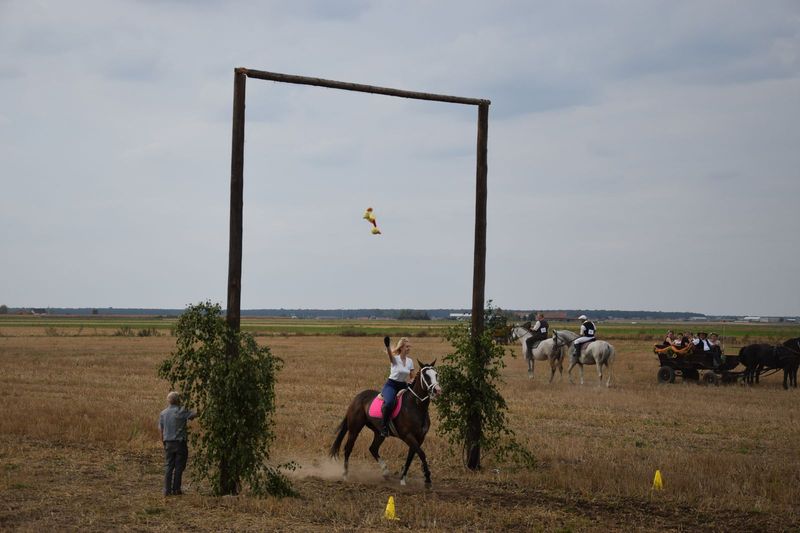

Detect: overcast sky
[1, 1, 798, 316]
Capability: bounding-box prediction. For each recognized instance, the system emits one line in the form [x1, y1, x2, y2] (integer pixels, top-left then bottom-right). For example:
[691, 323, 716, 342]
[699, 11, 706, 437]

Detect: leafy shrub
[137, 328, 161, 337]
[434, 308, 535, 470]
[113, 327, 134, 337]
[158, 301, 294, 497]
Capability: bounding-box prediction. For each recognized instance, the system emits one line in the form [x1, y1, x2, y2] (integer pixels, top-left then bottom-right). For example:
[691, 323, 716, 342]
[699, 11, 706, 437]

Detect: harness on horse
[406, 366, 436, 402]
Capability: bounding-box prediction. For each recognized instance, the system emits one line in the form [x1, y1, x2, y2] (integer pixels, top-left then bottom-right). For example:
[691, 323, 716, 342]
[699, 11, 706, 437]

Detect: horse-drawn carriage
[654, 344, 740, 385]
[655, 337, 800, 388]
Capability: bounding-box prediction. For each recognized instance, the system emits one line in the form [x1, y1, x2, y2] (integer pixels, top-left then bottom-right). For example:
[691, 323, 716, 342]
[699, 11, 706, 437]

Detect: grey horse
[511, 325, 564, 382]
[552, 329, 615, 387]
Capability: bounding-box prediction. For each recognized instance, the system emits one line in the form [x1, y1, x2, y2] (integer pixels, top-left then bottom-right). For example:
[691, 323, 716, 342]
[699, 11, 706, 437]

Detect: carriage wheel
[702, 371, 720, 386]
[657, 366, 676, 384]
[682, 369, 700, 382]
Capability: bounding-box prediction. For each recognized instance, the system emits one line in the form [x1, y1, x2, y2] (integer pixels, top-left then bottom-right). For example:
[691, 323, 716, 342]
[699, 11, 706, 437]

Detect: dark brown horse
[739, 340, 800, 389]
[780, 337, 800, 388]
[329, 361, 441, 487]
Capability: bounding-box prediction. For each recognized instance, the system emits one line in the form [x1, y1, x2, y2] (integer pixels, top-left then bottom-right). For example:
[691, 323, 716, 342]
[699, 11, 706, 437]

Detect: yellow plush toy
[363, 207, 381, 235]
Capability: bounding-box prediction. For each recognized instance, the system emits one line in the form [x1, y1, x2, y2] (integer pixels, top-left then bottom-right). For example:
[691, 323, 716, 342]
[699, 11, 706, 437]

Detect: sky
[1, 1, 799, 316]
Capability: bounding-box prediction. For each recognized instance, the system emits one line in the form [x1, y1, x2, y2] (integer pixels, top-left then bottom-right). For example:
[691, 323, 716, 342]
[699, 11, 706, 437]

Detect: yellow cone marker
[652, 469, 663, 490]
[384, 496, 399, 520]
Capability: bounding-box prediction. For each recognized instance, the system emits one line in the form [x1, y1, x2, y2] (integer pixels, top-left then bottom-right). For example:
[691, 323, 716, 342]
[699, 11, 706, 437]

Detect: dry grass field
[1, 327, 799, 531]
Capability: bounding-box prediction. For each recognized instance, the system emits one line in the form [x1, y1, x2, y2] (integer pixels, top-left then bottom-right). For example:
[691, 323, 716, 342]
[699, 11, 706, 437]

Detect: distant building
[742, 316, 761, 322]
[542, 311, 568, 320]
[449, 313, 471, 321]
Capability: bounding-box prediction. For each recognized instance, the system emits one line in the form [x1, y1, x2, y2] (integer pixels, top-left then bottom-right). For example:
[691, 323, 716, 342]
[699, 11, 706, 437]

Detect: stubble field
[1, 322, 799, 531]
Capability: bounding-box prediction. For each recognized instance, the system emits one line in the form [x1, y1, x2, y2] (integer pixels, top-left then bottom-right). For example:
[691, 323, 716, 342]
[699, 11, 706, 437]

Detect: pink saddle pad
[368, 393, 403, 419]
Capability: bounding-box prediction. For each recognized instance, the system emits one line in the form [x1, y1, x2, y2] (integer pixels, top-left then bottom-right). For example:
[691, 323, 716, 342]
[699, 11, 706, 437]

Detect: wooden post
[226, 69, 246, 336]
[222, 68, 246, 495]
[471, 102, 489, 338]
[466, 102, 489, 471]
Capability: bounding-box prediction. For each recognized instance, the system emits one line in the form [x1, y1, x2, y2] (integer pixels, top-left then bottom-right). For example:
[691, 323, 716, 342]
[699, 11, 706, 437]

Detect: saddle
[572, 338, 596, 358]
[368, 390, 405, 419]
[526, 337, 544, 351]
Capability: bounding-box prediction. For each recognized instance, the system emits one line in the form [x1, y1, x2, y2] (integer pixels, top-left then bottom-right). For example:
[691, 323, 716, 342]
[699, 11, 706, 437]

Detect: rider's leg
[380, 382, 398, 437]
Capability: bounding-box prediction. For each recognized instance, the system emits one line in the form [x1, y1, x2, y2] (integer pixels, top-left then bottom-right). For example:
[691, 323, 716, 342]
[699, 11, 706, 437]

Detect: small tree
[158, 301, 294, 496]
[435, 302, 534, 470]
[0, 304, 8, 315]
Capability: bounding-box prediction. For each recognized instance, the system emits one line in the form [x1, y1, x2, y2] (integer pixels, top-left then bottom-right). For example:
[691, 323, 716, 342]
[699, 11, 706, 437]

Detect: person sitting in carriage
[379, 337, 416, 437]
[571, 314, 596, 360]
[709, 332, 722, 350]
[693, 331, 722, 368]
[525, 312, 549, 352]
[672, 332, 684, 348]
[656, 330, 675, 349]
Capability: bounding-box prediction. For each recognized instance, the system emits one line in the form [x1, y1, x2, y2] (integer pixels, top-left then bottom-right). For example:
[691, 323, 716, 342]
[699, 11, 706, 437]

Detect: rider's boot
[380, 404, 391, 437]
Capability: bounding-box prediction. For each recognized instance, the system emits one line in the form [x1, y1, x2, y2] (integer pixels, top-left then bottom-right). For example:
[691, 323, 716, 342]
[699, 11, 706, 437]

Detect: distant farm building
[742, 316, 784, 323]
[449, 313, 471, 321]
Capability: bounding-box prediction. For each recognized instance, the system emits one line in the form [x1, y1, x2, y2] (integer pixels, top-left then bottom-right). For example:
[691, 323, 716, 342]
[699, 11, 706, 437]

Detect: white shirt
[388, 355, 414, 382]
[693, 338, 711, 351]
[532, 321, 546, 334]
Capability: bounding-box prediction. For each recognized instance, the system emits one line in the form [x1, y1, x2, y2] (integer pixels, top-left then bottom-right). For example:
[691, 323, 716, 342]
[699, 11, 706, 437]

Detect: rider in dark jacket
[525, 312, 549, 351]
[572, 314, 596, 359]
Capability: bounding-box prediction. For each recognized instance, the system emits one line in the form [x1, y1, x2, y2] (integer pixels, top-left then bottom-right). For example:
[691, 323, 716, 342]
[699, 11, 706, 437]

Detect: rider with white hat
[572, 314, 596, 360]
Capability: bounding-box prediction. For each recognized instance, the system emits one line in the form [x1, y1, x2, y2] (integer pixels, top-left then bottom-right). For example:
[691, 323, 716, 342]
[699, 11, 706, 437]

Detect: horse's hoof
[425, 481, 432, 490]
[400, 478, 407, 486]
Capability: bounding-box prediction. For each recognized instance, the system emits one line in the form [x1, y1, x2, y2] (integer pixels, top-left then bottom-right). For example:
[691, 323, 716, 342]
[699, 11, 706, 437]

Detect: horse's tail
[329, 417, 348, 459]
[605, 343, 616, 366]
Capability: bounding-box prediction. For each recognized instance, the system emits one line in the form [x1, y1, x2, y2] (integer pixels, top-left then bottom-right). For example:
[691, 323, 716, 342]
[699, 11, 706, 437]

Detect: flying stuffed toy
[362, 207, 381, 235]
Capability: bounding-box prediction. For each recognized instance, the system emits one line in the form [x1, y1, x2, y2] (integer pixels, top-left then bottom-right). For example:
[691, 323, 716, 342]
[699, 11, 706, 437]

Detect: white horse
[552, 329, 615, 387]
[511, 325, 564, 382]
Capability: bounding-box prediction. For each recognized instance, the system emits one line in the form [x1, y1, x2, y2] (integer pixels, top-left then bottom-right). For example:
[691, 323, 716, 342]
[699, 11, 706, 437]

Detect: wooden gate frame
[226, 68, 490, 349]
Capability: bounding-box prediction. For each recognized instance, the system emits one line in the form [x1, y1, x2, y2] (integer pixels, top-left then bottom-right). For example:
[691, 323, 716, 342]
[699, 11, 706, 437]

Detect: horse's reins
[406, 366, 435, 402]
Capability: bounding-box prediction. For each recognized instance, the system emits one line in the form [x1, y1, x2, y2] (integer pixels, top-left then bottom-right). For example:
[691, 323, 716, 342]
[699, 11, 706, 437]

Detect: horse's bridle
[512, 326, 530, 342]
[406, 366, 437, 402]
[552, 331, 567, 349]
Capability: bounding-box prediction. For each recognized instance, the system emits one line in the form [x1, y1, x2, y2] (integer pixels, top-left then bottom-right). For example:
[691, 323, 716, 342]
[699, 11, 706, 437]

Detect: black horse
[780, 337, 800, 388]
[330, 360, 442, 487]
[739, 341, 799, 389]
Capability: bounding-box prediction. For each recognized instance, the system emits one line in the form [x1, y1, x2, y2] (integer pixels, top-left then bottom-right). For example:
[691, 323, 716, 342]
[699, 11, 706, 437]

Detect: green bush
[434, 307, 534, 470]
[158, 301, 294, 497]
